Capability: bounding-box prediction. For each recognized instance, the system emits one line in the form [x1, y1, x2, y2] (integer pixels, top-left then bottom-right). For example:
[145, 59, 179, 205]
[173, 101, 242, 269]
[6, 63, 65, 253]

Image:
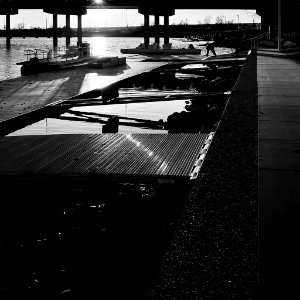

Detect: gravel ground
[148, 51, 258, 300]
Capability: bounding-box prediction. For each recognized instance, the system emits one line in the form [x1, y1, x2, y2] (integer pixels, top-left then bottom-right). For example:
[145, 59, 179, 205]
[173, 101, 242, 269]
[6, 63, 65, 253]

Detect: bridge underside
[0, 0, 260, 10]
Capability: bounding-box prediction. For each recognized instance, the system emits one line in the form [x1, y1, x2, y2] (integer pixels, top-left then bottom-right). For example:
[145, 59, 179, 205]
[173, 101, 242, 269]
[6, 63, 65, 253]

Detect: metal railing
[24, 44, 92, 63]
[250, 32, 271, 49]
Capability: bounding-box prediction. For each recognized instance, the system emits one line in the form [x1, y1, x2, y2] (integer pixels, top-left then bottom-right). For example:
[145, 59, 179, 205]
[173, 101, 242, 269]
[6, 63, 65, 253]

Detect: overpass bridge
[0, 0, 292, 48]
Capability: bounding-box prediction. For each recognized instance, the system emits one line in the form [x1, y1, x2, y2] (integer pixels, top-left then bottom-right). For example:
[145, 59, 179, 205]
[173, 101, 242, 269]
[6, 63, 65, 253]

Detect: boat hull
[120, 48, 201, 55]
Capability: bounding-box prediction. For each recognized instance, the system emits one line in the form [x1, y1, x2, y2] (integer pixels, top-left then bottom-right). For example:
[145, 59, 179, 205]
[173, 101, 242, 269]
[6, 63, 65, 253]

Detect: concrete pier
[155, 15, 160, 44]
[164, 15, 170, 45]
[6, 13, 10, 47]
[0, 8, 18, 47]
[139, 7, 174, 47]
[53, 13, 58, 48]
[78, 14, 82, 45]
[144, 14, 150, 47]
[66, 14, 71, 46]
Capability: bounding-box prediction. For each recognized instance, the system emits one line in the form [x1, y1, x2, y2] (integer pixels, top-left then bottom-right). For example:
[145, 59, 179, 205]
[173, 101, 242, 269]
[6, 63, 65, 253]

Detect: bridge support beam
[278, 0, 282, 50]
[139, 7, 174, 48]
[164, 15, 170, 45]
[78, 14, 82, 45]
[144, 14, 150, 47]
[66, 14, 71, 46]
[43, 8, 86, 47]
[6, 14, 11, 47]
[53, 13, 58, 48]
[154, 15, 160, 44]
[0, 9, 18, 48]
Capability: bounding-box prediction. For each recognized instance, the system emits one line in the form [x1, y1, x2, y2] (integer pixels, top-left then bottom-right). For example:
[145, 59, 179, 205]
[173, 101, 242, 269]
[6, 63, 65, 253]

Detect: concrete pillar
[6, 14, 10, 47]
[144, 14, 149, 47]
[164, 15, 169, 45]
[77, 14, 82, 44]
[66, 14, 71, 46]
[53, 13, 58, 48]
[155, 15, 160, 44]
[278, 0, 282, 50]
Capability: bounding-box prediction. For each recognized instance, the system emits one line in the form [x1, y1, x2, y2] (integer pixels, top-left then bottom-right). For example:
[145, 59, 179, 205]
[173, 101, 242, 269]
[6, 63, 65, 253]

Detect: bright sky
[0, 9, 260, 29]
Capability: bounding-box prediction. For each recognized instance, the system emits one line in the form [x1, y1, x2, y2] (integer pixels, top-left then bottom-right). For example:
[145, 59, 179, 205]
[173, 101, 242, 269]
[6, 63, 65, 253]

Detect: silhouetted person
[206, 41, 217, 56]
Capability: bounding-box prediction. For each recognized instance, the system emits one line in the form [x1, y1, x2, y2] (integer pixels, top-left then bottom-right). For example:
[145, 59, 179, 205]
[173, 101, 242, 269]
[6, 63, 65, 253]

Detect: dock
[3, 48, 294, 298]
[0, 55, 168, 123]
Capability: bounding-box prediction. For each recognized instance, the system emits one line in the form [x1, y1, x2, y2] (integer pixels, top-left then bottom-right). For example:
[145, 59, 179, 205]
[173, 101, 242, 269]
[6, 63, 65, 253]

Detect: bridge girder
[0, 0, 261, 10]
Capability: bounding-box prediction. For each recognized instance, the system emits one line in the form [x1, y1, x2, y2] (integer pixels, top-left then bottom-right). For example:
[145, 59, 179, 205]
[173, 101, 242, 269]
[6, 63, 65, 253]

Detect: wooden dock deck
[0, 56, 167, 123]
[0, 133, 211, 184]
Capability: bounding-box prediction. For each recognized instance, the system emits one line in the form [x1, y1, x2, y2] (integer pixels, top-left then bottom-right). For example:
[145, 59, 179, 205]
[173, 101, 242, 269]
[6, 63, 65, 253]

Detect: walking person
[206, 40, 217, 56]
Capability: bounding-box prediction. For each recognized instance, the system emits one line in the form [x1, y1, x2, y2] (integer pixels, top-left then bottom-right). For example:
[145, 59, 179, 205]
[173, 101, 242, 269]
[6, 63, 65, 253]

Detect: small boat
[17, 42, 94, 76]
[121, 43, 201, 55]
[88, 56, 126, 69]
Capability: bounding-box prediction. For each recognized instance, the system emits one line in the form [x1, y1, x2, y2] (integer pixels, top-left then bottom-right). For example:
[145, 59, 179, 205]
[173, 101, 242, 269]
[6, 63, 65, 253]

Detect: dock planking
[0, 57, 167, 123]
[0, 133, 208, 184]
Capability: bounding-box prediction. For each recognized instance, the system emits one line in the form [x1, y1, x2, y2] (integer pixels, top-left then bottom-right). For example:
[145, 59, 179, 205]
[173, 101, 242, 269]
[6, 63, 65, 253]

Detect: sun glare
[95, 0, 103, 4]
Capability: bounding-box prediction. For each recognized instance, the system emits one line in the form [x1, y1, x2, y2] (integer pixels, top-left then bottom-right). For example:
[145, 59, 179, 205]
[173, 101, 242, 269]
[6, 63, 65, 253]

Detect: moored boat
[17, 42, 94, 76]
[121, 42, 201, 55]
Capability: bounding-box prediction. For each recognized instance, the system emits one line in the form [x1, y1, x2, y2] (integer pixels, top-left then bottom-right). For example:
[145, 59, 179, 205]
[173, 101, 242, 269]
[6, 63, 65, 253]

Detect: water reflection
[90, 37, 107, 56]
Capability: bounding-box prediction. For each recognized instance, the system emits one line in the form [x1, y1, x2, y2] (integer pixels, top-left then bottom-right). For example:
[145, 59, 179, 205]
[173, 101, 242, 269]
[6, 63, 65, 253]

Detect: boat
[17, 42, 94, 76]
[88, 56, 126, 69]
[120, 43, 201, 55]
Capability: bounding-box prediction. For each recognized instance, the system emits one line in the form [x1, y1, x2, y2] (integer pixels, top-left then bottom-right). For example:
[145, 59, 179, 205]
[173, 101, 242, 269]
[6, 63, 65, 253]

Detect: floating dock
[0, 133, 212, 185]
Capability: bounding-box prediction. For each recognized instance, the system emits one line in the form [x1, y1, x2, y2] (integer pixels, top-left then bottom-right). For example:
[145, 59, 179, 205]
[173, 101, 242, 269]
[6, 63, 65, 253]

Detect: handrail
[24, 43, 91, 62]
[250, 32, 270, 49]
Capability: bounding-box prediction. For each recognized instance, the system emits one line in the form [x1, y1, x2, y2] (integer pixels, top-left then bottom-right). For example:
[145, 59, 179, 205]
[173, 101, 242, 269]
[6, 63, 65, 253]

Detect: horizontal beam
[0, 0, 261, 10]
[43, 8, 87, 15]
[0, 8, 18, 15]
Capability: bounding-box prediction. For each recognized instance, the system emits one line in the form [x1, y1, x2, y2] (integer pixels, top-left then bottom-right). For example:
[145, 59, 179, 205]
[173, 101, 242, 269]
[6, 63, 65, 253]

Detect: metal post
[278, 0, 282, 50]
[164, 15, 169, 45]
[53, 13, 58, 48]
[66, 14, 70, 46]
[155, 15, 159, 44]
[6, 14, 10, 47]
[144, 14, 149, 47]
[78, 14, 82, 45]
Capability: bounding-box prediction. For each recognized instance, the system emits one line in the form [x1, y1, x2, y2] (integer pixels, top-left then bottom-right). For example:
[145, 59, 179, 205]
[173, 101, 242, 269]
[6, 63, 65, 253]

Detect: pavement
[257, 47, 300, 299]
[149, 47, 300, 299]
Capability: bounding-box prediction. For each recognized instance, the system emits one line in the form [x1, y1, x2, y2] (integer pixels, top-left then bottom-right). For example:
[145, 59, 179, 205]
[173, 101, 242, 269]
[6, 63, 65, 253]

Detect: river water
[0, 36, 234, 81]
